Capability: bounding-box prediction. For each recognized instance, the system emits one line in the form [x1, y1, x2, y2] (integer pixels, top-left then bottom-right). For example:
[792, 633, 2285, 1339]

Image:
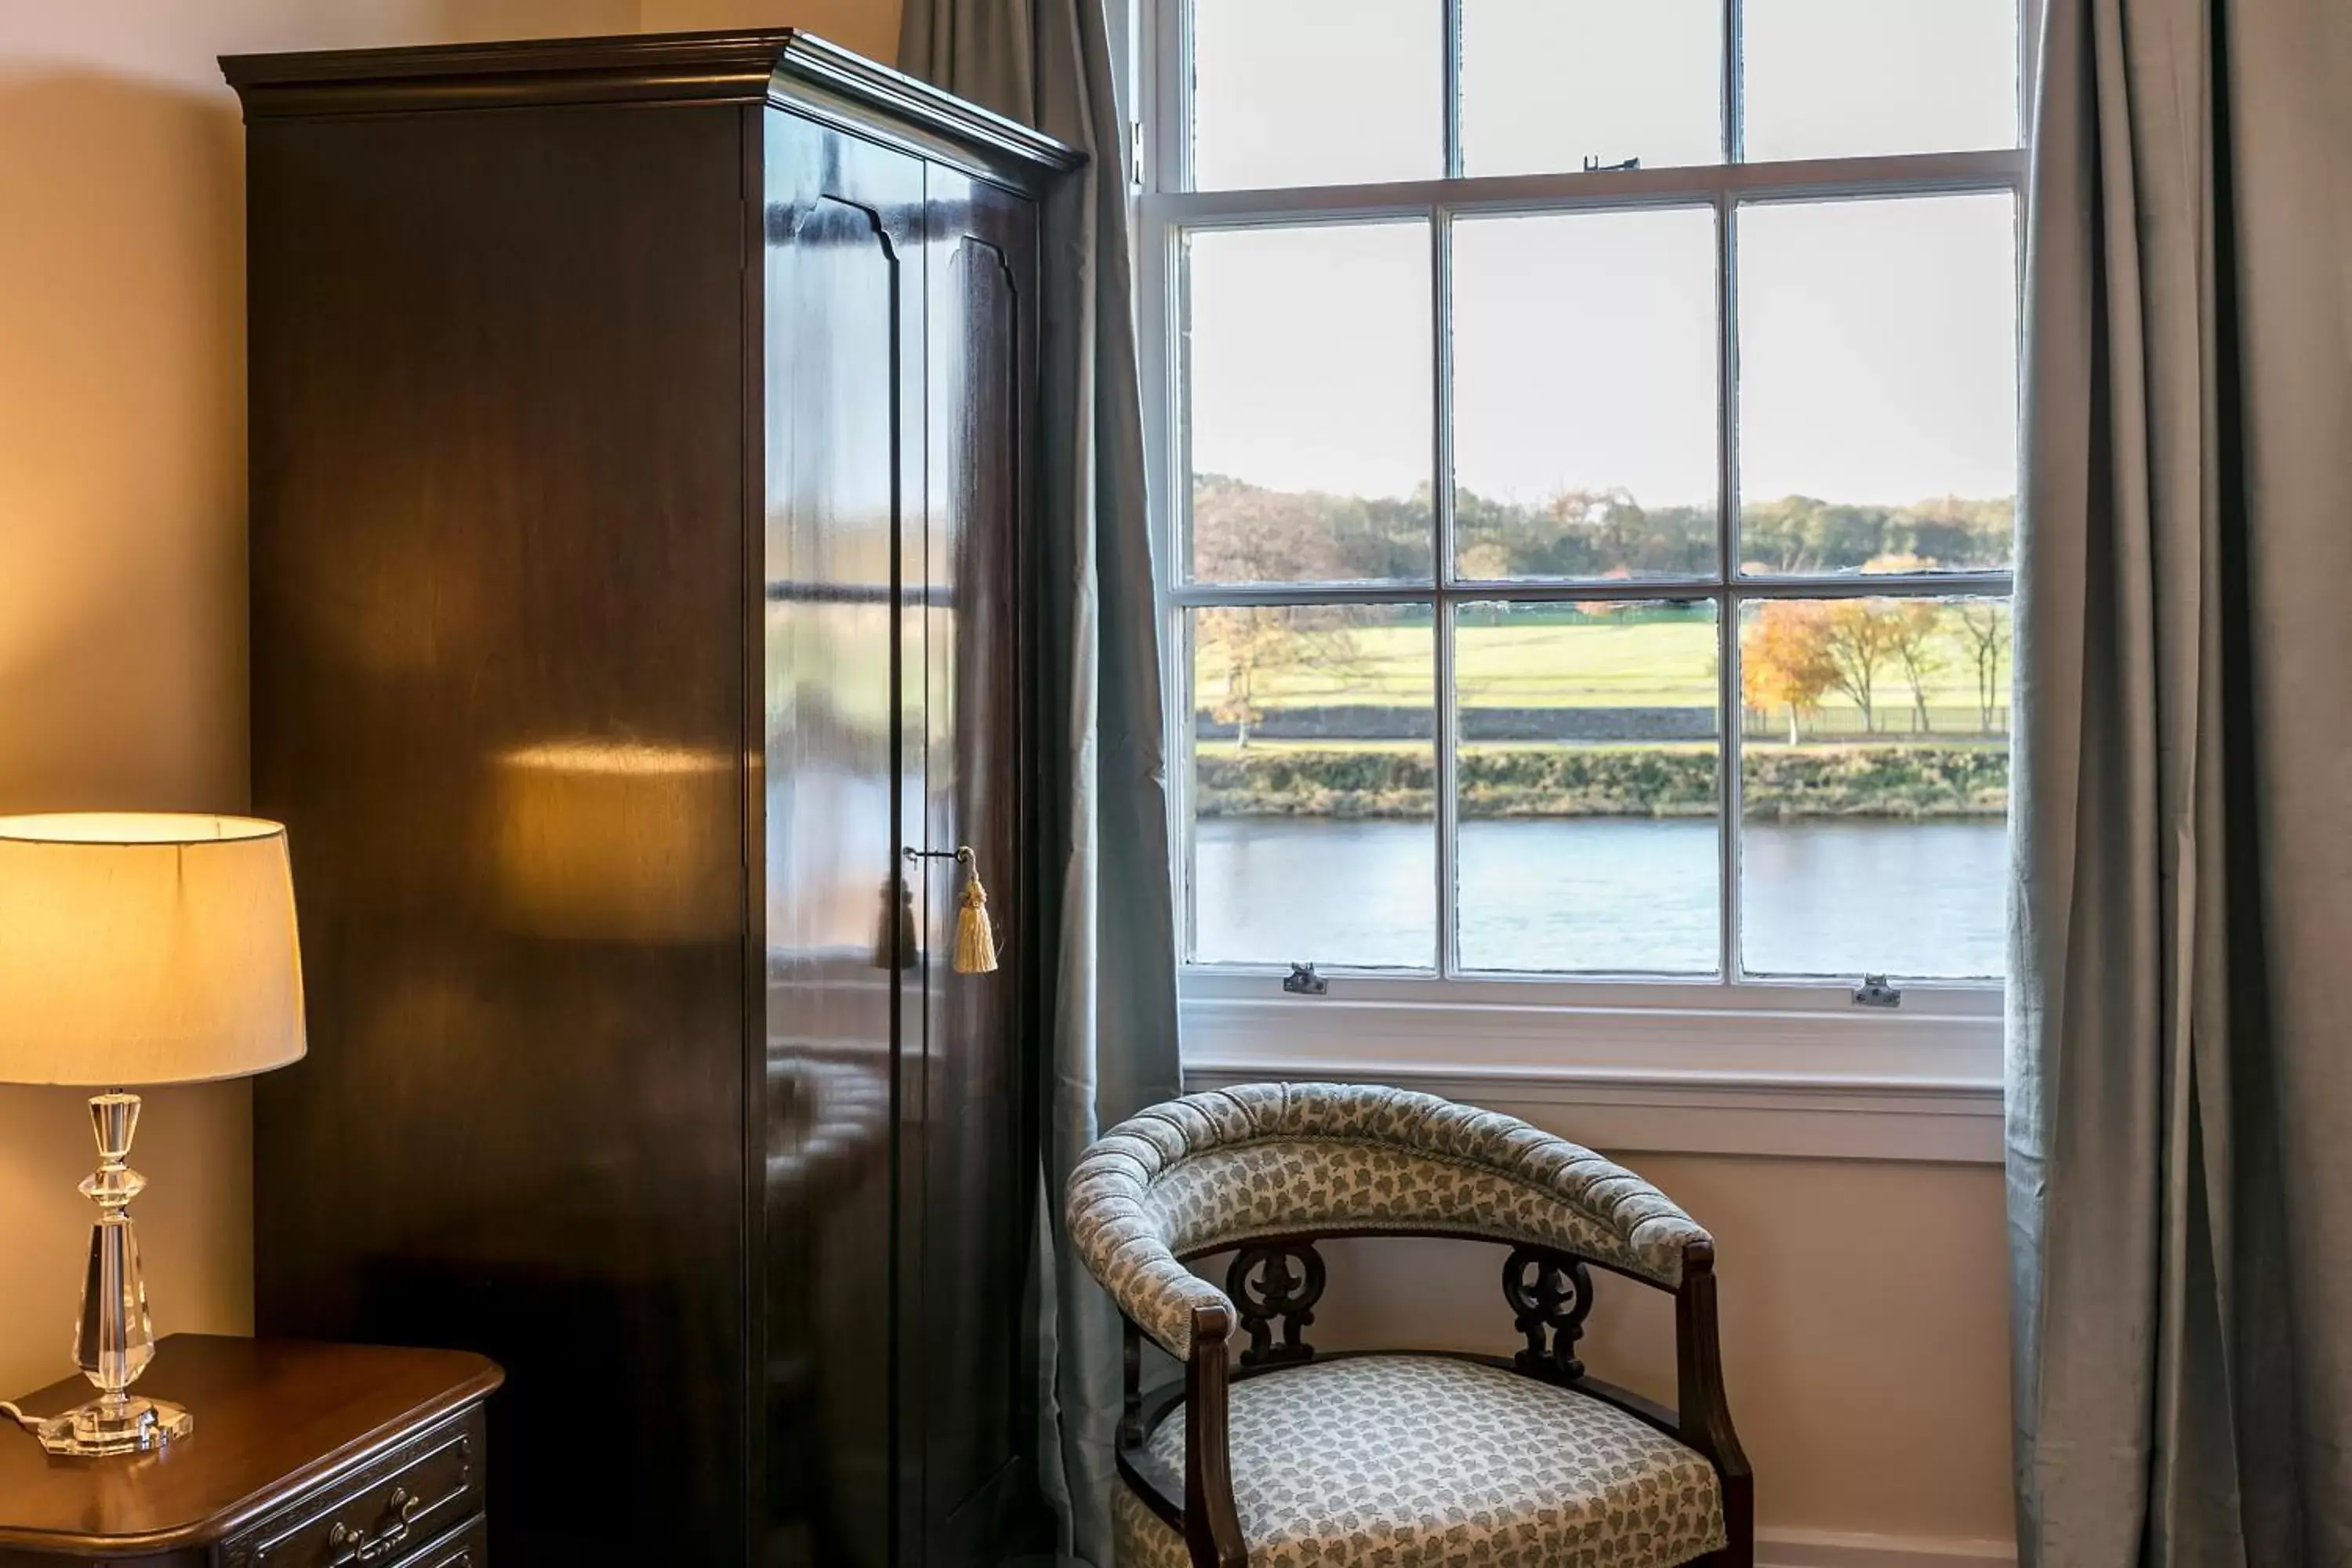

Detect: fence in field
[1740, 704, 2009, 741]
[1193, 703, 2009, 746]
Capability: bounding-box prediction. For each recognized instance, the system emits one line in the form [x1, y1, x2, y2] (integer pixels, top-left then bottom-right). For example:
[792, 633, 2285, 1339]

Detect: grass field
[1191, 610, 2008, 717]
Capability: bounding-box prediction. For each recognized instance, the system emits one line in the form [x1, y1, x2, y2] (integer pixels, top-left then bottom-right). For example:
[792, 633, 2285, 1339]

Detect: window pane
[1737, 194, 2018, 575]
[1454, 208, 1719, 582]
[1187, 223, 1434, 584]
[1737, 597, 2009, 978]
[1190, 0, 1443, 190]
[1461, 0, 1722, 176]
[1457, 601, 1720, 974]
[1189, 604, 1436, 967]
[1743, 0, 2018, 162]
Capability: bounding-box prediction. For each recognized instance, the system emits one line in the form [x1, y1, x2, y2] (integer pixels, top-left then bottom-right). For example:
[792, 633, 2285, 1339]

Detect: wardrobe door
[760, 108, 926, 1568]
[913, 165, 1040, 1566]
[246, 100, 752, 1565]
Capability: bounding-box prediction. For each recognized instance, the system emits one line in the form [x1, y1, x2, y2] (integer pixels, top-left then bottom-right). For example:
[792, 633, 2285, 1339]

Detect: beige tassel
[953, 847, 1000, 975]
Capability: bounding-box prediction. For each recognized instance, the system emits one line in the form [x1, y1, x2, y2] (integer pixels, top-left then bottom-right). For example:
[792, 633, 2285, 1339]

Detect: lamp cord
[0, 1399, 41, 1436]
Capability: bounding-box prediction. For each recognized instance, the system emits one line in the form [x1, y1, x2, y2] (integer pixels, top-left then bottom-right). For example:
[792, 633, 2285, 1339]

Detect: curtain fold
[2009, 0, 2352, 1562]
[897, 5, 1183, 1564]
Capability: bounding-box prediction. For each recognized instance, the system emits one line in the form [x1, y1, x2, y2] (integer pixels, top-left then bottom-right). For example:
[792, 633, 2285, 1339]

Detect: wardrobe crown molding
[221, 29, 1081, 177]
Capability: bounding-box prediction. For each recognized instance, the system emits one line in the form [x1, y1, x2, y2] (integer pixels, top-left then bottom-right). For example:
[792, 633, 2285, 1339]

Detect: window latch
[1581, 155, 1641, 172]
[1851, 974, 1903, 1009]
[1282, 962, 1328, 997]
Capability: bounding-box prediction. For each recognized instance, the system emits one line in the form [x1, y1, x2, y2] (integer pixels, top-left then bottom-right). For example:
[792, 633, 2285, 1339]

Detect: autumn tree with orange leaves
[1740, 601, 1839, 742]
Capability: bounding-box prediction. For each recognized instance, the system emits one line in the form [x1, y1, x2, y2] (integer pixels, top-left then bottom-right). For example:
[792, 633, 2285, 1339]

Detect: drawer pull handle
[325, 1486, 424, 1564]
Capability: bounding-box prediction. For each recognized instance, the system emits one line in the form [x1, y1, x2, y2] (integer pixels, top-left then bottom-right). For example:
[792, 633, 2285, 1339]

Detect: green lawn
[1457, 619, 1715, 706]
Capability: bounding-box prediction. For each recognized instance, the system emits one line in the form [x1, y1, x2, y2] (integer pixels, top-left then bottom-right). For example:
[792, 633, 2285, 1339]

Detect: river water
[1193, 815, 2007, 978]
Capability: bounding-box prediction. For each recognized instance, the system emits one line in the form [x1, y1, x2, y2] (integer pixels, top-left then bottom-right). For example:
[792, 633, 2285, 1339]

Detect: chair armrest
[1181, 1305, 1248, 1568]
[1069, 1159, 1237, 1359]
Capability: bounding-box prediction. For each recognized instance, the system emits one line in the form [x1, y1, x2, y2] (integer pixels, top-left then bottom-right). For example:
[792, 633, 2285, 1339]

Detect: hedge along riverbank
[1194, 744, 2009, 820]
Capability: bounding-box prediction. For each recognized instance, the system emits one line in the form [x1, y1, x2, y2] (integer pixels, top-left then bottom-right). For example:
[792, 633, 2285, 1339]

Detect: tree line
[1192, 474, 2015, 582]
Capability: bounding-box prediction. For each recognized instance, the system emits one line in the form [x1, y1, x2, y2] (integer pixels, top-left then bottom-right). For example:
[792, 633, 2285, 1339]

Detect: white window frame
[1134, 0, 2036, 1159]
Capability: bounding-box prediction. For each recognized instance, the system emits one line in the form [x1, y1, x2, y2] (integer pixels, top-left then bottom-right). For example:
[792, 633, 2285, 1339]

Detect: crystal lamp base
[30, 1393, 193, 1457]
[23, 1091, 200, 1458]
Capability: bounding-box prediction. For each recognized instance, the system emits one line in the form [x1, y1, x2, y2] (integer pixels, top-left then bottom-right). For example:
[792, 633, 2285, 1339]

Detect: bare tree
[1953, 601, 2010, 731]
[1817, 600, 1907, 734]
[1886, 601, 1946, 733]
[1192, 481, 1354, 750]
[1196, 604, 1365, 750]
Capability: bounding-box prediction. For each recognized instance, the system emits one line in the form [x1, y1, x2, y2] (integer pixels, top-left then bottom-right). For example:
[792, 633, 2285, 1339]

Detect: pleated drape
[2009, 0, 2352, 1561]
[898, 4, 1183, 1562]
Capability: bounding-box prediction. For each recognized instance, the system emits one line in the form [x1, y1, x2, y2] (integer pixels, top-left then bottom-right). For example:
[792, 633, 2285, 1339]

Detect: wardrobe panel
[760, 110, 926, 1568]
[245, 101, 751, 1563]
[916, 168, 1041, 1564]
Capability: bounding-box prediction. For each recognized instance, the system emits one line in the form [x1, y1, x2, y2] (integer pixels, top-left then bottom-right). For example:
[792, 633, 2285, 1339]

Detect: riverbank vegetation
[1194, 742, 2009, 821]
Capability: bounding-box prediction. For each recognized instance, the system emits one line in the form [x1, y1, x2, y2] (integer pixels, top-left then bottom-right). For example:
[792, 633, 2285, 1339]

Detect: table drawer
[387, 1516, 483, 1568]
[223, 1406, 484, 1568]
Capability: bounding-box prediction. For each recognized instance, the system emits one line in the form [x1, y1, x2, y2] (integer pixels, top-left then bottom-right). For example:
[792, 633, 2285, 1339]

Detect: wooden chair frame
[1110, 1227, 1753, 1568]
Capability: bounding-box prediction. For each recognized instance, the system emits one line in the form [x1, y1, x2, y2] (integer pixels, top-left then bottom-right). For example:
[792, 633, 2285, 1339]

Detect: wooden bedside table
[0, 1336, 501, 1567]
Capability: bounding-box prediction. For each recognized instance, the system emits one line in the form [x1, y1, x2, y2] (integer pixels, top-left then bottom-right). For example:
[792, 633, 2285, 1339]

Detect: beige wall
[0, 0, 635, 1406]
[0, 1, 2010, 1553]
[641, 0, 902, 62]
[1304, 1146, 2015, 1546]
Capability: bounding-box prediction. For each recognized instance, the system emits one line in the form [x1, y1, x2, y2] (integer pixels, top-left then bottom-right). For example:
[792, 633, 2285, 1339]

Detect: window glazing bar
[1716, 0, 1743, 975]
[1715, 193, 1742, 987]
[1725, 0, 1746, 164]
[1432, 209, 1460, 975]
[1169, 572, 2013, 608]
[1443, 0, 1463, 180]
[1145, 147, 2024, 227]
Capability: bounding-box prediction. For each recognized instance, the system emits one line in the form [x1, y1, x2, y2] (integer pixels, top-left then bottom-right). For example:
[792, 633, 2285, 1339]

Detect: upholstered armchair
[1067, 1083, 1751, 1568]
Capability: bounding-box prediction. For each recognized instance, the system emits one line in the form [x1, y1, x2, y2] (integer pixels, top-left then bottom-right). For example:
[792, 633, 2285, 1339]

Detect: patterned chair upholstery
[1067, 1083, 1751, 1568]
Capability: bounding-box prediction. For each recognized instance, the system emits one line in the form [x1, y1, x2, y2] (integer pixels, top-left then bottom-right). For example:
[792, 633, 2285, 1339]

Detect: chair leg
[1690, 1470, 1754, 1566]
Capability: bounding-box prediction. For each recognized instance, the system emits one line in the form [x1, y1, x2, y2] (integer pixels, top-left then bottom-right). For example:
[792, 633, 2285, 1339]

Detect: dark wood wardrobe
[226, 32, 1074, 1566]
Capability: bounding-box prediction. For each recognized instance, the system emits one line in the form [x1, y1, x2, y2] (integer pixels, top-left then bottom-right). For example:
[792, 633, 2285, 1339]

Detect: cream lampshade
[0, 813, 306, 1457]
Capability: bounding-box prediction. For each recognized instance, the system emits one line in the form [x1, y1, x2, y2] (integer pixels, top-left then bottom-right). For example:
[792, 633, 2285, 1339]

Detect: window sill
[1178, 982, 2004, 1163]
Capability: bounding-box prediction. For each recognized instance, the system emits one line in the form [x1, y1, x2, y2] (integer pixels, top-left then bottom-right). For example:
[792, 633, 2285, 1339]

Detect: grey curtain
[2009, 0, 2352, 1562]
[897, 5, 1183, 1564]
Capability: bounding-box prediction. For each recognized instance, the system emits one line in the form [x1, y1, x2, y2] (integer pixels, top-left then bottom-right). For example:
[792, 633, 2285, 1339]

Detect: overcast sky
[1185, 0, 2021, 510]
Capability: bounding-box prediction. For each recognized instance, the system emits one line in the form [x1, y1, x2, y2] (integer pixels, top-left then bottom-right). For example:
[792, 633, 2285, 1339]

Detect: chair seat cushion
[1115, 1354, 1726, 1568]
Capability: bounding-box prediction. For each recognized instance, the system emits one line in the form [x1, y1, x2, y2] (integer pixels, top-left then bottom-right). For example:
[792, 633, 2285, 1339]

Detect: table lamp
[0, 813, 305, 1457]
